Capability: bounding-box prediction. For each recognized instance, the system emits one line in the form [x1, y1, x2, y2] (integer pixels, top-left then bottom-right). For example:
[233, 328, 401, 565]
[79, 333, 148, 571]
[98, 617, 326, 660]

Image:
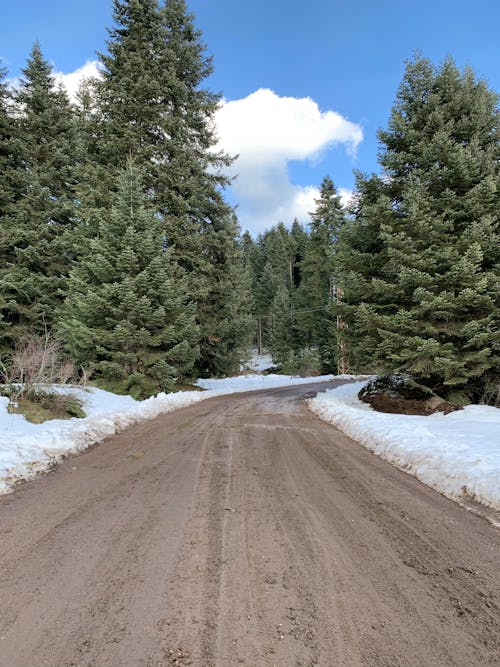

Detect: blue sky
[1, 0, 499, 234]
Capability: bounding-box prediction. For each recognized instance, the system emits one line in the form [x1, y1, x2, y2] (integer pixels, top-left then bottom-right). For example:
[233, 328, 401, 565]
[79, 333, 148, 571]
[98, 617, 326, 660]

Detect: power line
[255, 305, 335, 319]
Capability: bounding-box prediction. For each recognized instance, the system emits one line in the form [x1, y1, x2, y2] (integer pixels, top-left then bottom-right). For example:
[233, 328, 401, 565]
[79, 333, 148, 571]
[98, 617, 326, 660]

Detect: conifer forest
[0, 0, 498, 406]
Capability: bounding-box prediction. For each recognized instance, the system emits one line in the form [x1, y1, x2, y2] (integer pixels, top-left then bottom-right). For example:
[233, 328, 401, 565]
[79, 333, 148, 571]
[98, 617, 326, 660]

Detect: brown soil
[0, 381, 498, 666]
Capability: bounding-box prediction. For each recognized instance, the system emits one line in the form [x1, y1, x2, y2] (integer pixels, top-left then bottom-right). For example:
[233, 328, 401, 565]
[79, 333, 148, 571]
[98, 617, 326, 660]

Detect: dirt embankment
[0, 381, 499, 666]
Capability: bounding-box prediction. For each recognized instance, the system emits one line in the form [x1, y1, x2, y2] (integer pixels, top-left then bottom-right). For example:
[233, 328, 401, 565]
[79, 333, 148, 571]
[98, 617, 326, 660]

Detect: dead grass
[8, 392, 85, 424]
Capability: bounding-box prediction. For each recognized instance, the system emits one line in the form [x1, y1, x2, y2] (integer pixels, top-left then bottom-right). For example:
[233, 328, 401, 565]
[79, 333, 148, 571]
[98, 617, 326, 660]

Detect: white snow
[0, 372, 358, 493]
[240, 350, 275, 373]
[309, 381, 500, 514]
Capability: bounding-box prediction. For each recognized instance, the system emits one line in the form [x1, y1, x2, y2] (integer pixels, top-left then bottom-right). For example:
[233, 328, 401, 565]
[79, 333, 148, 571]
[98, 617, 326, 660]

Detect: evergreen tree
[0, 65, 17, 348]
[0, 64, 19, 220]
[336, 173, 390, 372]
[72, 76, 109, 246]
[255, 224, 293, 316]
[299, 177, 345, 373]
[286, 220, 308, 353]
[269, 285, 294, 367]
[240, 231, 264, 350]
[338, 55, 499, 402]
[196, 214, 254, 376]
[95, 0, 249, 376]
[159, 0, 249, 377]
[289, 219, 308, 289]
[59, 163, 199, 397]
[0, 43, 79, 350]
[97, 0, 165, 192]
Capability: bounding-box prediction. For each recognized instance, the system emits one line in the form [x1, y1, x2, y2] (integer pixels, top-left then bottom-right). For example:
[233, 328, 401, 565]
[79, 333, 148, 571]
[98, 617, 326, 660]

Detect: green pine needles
[0, 0, 253, 391]
[337, 55, 499, 403]
[60, 164, 199, 397]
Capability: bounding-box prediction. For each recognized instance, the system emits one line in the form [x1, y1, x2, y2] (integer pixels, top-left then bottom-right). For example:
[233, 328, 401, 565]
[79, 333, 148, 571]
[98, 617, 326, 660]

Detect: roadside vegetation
[0, 334, 86, 423]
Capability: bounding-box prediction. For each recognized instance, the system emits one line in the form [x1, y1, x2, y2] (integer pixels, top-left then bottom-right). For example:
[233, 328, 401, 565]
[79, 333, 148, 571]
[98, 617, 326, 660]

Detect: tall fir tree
[0, 64, 19, 220]
[0, 43, 79, 350]
[287, 219, 309, 352]
[336, 173, 390, 373]
[269, 285, 294, 367]
[158, 0, 249, 376]
[72, 76, 110, 246]
[97, 0, 165, 190]
[196, 214, 255, 377]
[59, 163, 199, 397]
[338, 55, 499, 402]
[94, 0, 250, 376]
[0, 65, 18, 347]
[255, 224, 293, 315]
[299, 177, 345, 373]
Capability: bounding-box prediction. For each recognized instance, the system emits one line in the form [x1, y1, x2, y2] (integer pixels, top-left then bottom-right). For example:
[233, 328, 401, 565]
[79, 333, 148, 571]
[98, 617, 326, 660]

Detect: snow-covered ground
[240, 350, 275, 373]
[309, 381, 500, 514]
[0, 372, 351, 494]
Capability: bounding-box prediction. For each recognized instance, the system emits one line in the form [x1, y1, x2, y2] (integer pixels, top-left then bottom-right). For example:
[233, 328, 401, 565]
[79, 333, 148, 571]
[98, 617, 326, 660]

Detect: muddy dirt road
[0, 381, 499, 666]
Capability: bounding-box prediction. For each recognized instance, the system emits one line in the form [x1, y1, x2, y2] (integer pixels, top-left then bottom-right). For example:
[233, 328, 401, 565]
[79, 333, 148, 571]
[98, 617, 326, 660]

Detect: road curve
[0, 380, 499, 666]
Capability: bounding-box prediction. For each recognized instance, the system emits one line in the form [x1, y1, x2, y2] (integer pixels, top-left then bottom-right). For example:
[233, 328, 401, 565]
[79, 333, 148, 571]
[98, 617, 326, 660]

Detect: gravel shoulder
[0, 381, 498, 666]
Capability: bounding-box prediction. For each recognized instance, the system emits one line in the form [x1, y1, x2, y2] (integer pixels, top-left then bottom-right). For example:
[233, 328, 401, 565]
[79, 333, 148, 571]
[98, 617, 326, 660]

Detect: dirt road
[0, 381, 499, 667]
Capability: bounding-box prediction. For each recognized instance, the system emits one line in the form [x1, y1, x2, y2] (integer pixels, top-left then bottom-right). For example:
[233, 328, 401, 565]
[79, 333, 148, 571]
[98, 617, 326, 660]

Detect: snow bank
[309, 381, 500, 512]
[0, 373, 364, 493]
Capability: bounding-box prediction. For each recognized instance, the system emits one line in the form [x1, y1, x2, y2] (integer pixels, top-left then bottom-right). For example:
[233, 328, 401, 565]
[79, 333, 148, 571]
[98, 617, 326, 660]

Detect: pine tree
[336, 173, 390, 373]
[72, 76, 109, 246]
[0, 43, 79, 350]
[288, 219, 309, 352]
[0, 65, 18, 348]
[255, 224, 293, 314]
[196, 214, 255, 376]
[339, 55, 499, 402]
[299, 177, 345, 373]
[269, 285, 294, 367]
[158, 0, 249, 376]
[94, 0, 250, 376]
[59, 163, 199, 397]
[97, 0, 165, 189]
[0, 65, 19, 220]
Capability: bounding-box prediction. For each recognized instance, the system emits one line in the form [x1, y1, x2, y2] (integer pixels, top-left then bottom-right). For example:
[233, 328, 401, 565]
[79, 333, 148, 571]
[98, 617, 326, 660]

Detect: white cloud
[215, 88, 362, 233]
[339, 187, 354, 209]
[53, 60, 101, 103]
[217, 88, 361, 163]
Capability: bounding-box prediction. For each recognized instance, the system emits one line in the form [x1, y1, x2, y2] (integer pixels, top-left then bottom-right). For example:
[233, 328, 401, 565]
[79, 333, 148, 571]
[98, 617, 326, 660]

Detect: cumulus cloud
[338, 187, 354, 209]
[54, 60, 101, 103]
[217, 88, 362, 163]
[214, 88, 362, 233]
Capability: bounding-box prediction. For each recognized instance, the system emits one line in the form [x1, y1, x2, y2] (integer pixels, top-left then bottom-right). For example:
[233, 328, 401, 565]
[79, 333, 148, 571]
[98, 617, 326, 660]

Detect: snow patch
[240, 350, 275, 373]
[309, 381, 500, 513]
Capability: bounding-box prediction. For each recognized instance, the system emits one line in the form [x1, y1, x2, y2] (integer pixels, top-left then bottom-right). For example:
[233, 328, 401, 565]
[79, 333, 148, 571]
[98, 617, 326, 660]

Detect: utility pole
[257, 316, 263, 355]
